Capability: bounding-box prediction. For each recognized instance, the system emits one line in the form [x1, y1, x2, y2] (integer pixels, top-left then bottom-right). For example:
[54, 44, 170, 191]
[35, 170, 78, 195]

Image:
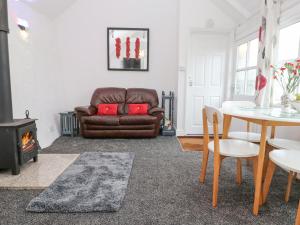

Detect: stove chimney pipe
[0, 0, 13, 123]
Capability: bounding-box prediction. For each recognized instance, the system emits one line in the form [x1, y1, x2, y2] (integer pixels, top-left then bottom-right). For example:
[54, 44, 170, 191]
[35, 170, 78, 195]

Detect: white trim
[176, 129, 186, 136]
[237, 66, 257, 72]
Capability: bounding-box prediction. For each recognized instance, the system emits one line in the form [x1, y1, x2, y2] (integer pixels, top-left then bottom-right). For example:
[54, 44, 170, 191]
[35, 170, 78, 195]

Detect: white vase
[281, 93, 295, 111]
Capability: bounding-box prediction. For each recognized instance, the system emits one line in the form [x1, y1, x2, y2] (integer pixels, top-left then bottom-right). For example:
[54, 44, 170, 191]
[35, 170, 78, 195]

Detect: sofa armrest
[75, 106, 97, 116]
[148, 107, 164, 116]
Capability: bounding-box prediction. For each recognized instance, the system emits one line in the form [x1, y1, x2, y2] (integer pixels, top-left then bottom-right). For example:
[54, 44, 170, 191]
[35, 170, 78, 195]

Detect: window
[273, 22, 300, 103]
[234, 38, 259, 96]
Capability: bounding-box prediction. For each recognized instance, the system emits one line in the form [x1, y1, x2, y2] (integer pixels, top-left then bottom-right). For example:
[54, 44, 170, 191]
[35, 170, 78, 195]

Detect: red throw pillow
[97, 104, 118, 115]
[128, 104, 148, 115]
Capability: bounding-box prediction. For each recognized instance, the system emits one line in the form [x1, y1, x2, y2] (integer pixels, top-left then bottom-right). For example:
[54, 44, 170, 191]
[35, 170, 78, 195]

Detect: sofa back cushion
[125, 89, 159, 113]
[90, 88, 126, 114]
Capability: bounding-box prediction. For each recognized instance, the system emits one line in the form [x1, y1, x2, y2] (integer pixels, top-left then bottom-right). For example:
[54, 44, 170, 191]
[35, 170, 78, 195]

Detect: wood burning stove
[0, 0, 39, 175]
[0, 119, 39, 175]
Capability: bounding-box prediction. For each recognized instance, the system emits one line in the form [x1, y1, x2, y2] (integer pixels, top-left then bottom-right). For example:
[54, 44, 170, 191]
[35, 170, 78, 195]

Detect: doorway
[185, 32, 229, 135]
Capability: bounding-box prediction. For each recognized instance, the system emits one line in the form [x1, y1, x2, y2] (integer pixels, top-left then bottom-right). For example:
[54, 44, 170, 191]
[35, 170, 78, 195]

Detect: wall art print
[107, 28, 149, 71]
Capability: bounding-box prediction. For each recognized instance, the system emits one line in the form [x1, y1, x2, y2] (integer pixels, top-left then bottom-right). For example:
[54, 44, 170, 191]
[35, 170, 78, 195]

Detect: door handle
[188, 76, 193, 86]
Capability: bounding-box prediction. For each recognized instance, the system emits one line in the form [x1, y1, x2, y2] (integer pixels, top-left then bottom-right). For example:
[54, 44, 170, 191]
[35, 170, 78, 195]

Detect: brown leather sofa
[75, 88, 164, 138]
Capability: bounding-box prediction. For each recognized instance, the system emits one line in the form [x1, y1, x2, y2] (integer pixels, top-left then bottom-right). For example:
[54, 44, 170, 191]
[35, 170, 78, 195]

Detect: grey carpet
[0, 136, 299, 225]
[26, 152, 134, 213]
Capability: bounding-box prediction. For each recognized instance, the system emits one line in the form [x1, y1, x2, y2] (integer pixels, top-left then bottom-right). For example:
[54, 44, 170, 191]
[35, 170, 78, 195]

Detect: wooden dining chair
[222, 101, 261, 186]
[267, 138, 300, 202]
[200, 105, 260, 207]
[263, 150, 300, 206]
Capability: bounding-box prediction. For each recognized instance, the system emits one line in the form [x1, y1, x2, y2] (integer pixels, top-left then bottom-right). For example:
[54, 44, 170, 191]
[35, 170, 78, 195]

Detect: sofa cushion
[125, 88, 159, 113]
[119, 115, 157, 125]
[84, 124, 155, 130]
[128, 104, 148, 115]
[82, 116, 120, 126]
[97, 104, 118, 115]
[90, 88, 126, 114]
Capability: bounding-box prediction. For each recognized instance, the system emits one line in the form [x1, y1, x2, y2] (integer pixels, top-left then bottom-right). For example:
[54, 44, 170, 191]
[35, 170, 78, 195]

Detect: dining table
[222, 105, 300, 215]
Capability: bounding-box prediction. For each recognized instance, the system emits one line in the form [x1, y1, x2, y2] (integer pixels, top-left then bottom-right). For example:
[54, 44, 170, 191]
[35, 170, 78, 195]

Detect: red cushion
[97, 104, 118, 115]
[128, 104, 148, 115]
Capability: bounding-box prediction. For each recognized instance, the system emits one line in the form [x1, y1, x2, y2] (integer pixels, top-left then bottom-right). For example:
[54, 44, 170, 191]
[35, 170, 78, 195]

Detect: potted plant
[271, 59, 300, 110]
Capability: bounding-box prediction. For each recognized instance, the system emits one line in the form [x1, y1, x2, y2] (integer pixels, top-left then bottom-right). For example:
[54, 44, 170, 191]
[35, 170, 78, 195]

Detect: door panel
[186, 33, 228, 135]
[191, 96, 204, 127]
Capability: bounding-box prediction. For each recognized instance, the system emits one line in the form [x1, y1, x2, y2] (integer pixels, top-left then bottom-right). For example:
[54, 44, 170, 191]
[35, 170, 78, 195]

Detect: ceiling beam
[210, 0, 247, 24]
[224, 0, 253, 18]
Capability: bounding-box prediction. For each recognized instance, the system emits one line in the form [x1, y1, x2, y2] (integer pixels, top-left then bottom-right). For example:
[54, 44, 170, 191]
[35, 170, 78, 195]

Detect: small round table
[222, 106, 300, 215]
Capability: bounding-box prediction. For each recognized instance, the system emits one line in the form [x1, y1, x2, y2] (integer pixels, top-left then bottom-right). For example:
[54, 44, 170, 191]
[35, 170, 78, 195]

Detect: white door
[186, 33, 228, 135]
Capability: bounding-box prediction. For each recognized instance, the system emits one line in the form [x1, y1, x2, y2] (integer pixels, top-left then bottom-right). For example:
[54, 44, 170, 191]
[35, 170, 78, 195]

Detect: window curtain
[255, 0, 281, 107]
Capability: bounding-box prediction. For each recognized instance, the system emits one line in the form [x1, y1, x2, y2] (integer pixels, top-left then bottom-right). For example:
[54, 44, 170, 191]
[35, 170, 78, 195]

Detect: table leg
[296, 201, 300, 225]
[271, 126, 276, 139]
[222, 115, 232, 139]
[253, 122, 268, 215]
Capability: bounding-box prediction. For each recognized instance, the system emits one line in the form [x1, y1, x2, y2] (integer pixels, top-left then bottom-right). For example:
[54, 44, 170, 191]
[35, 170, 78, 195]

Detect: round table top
[222, 106, 300, 123]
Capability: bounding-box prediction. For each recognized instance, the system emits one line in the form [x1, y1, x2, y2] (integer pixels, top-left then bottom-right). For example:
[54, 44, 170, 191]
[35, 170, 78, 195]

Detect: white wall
[8, 0, 62, 148]
[7, 0, 179, 148]
[54, 0, 179, 111]
[176, 0, 236, 135]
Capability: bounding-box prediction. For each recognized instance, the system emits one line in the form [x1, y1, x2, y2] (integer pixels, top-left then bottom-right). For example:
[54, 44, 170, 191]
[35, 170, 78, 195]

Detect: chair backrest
[204, 105, 223, 125]
[203, 105, 223, 155]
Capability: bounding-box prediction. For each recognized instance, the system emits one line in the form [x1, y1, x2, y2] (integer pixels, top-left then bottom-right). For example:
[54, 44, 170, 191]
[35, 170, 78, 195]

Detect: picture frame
[107, 27, 149, 71]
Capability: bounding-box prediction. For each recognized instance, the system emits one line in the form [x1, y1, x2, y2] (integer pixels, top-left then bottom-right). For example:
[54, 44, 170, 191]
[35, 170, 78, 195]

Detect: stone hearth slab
[0, 154, 79, 189]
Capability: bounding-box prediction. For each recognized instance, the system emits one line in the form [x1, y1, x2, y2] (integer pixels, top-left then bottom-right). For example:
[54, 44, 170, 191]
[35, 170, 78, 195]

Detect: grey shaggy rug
[26, 152, 134, 213]
[0, 136, 299, 225]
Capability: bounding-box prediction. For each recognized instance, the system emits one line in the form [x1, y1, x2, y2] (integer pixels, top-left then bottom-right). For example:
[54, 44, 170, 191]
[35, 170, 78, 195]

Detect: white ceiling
[20, 0, 77, 19]
[19, 0, 262, 22]
[211, 0, 261, 23]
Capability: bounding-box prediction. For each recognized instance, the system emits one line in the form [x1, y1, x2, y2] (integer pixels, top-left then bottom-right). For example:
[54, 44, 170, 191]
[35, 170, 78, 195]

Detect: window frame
[233, 34, 258, 98]
[272, 20, 300, 105]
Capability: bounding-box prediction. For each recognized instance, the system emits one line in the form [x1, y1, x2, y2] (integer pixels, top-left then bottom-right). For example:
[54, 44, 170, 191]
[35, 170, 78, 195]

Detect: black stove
[0, 119, 39, 175]
[0, 0, 39, 175]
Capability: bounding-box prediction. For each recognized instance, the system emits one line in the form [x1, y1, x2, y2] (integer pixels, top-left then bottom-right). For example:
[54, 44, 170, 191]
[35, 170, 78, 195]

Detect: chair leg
[199, 149, 209, 184]
[246, 159, 251, 166]
[252, 157, 258, 184]
[236, 159, 242, 186]
[285, 171, 294, 203]
[296, 201, 300, 225]
[262, 160, 276, 204]
[212, 156, 221, 208]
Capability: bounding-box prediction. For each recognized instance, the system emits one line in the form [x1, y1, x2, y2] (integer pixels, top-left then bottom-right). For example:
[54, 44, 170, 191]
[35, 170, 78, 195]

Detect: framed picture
[107, 27, 149, 71]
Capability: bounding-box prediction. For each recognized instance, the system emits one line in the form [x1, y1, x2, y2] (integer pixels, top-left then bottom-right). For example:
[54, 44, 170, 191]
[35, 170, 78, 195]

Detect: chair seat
[270, 150, 300, 173]
[208, 139, 259, 158]
[268, 138, 300, 150]
[228, 131, 261, 142]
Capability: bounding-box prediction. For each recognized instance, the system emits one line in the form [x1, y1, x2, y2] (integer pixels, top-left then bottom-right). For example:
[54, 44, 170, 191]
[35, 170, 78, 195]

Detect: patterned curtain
[255, 0, 281, 107]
